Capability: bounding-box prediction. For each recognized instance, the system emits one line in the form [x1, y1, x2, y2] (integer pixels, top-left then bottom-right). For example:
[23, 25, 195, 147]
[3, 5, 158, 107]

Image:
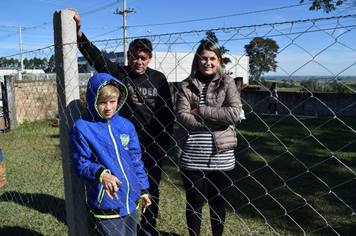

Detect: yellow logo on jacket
[120, 134, 130, 150]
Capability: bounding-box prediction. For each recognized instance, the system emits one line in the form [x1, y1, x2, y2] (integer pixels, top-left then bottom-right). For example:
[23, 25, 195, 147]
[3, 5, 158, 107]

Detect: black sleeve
[95, 167, 105, 182]
[154, 77, 175, 152]
[77, 33, 120, 75]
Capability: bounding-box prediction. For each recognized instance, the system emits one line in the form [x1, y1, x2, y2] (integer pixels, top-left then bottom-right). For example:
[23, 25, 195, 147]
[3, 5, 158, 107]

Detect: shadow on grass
[1, 191, 182, 236]
[138, 228, 182, 236]
[0, 191, 66, 224]
[0, 226, 44, 236]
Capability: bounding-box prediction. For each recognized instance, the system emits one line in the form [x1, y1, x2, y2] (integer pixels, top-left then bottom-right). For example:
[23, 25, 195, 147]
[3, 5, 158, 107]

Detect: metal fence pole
[53, 9, 88, 236]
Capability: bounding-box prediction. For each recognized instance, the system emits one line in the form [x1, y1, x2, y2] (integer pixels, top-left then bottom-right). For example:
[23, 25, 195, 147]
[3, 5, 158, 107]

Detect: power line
[0, 2, 336, 57]
[3, 14, 355, 58]
[0, 0, 119, 39]
[127, 3, 311, 29]
[0, 3, 310, 31]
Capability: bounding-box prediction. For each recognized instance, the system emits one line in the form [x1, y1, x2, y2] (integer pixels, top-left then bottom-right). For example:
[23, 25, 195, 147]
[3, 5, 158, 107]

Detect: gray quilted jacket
[173, 74, 242, 159]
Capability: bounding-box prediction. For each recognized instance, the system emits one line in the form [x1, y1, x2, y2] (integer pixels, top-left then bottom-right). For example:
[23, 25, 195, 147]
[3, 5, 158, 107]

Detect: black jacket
[78, 33, 174, 152]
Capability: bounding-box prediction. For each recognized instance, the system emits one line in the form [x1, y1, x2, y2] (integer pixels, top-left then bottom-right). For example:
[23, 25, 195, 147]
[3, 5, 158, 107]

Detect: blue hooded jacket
[70, 73, 149, 218]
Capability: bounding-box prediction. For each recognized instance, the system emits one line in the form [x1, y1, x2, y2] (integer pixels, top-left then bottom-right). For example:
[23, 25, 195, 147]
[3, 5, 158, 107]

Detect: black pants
[181, 169, 232, 236]
[268, 103, 278, 112]
[140, 147, 164, 235]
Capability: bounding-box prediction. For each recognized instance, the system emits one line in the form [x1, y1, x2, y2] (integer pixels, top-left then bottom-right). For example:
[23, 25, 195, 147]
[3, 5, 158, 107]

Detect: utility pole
[19, 25, 23, 80]
[114, 0, 136, 66]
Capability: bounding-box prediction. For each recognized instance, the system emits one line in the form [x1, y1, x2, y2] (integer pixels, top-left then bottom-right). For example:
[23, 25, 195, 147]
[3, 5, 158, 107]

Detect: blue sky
[1, 0, 355, 76]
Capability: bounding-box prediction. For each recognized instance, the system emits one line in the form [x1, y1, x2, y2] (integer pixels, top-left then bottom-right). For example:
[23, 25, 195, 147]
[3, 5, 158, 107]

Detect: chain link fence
[0, 10, 355, 236]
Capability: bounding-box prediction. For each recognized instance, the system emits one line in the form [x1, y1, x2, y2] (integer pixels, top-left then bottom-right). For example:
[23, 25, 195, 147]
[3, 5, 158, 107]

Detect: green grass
[0, 119, 66, 236]
[0, 116, 355, 235]
[230, 114, 356, 235]
[278, 87, 302, 92]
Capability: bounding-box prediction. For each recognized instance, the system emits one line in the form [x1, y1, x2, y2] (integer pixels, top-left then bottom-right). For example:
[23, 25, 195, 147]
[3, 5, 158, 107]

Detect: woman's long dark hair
[270, 82, 277, 90]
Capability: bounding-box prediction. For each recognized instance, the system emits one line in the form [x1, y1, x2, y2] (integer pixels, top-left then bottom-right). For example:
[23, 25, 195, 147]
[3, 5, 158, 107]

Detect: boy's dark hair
[128, 38, 153, 58]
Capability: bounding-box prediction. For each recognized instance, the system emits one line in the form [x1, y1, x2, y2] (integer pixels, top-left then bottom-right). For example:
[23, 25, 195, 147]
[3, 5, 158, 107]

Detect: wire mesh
[0, 14, 355, 236]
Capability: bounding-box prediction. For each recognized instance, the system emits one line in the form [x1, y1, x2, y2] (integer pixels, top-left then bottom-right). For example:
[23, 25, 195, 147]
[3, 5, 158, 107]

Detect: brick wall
[14, 79, 58, 124]
[7, 79, 356, 127]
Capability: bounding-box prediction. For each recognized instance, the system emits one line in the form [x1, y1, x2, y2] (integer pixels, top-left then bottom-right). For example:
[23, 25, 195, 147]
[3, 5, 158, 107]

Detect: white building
[0, 68, 46, 109]
[0, 68, 46, 83]
[78, 51, 249, 85]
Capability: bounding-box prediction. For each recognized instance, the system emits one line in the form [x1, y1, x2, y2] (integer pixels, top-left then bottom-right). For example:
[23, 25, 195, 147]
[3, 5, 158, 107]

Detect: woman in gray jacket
[174, 40, 241, 236]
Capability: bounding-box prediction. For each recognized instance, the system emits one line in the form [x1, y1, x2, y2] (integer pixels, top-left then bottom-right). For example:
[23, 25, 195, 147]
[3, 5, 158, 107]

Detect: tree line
[0, 55, 55, 73]
[0, 34, 277, 80]
[252, 77, 356, 93]
[299, 78, 356, 93]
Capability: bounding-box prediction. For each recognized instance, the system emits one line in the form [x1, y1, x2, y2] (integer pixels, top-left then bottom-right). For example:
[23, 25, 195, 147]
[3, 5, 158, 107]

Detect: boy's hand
[142, 196, 152, 213]
[102, 173, 122, 200]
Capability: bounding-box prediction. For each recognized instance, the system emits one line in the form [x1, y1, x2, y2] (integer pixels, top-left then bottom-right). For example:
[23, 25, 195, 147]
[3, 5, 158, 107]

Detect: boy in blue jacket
[71, 73, 151, 236]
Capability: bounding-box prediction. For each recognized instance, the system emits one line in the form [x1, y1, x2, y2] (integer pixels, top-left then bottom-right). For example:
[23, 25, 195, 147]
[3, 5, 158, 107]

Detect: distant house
[0, 68, 46, 108]
[0, 68, 46, 83]
[78, 51, 249, 85]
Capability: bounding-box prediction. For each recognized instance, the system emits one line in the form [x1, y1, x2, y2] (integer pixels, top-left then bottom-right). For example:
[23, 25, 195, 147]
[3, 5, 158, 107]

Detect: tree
[37, 55, 56, 73]
[0, 57, 20, 68]
[45, 55, 56, 73]
[0, 55, 55, 73]
[201, 31, 232, 74]
[23, 57, 47, 69]
[100, 49, 115, 54]
[244, 37, 279, 80]
[300, 78, 319, 91]
[331, 82, 351, 93]
[300, 0, 356, 13]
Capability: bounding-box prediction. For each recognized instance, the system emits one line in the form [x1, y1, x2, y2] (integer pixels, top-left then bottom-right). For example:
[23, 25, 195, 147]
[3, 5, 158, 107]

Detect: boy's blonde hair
[98, 84, 120, 101]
